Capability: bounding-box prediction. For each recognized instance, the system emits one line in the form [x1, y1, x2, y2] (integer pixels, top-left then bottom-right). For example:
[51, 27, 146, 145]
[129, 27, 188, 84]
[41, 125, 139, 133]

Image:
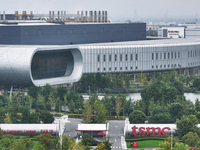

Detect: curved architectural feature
[80, 39, 200, 74]
[0, 46, 83, 87]
[0, 39, 200, 87]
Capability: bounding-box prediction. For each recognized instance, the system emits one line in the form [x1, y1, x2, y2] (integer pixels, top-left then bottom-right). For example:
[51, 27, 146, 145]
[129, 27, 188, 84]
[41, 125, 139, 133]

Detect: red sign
[132, 142, 138, 147]
[132, 125, 171, 135]
[168, 30, 179, 33]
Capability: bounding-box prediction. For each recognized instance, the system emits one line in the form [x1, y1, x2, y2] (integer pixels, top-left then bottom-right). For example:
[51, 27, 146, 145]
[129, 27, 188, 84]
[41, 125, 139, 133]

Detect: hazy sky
[1, 0, 200, 21]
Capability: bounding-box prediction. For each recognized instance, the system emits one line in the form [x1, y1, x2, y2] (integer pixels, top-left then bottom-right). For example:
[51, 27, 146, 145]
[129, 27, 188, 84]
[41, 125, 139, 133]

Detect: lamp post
[171, 129, 173, 150]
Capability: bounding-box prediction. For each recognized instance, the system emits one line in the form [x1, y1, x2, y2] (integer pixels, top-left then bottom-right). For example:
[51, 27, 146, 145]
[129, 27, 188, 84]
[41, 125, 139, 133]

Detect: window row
[97, 66, 138, 72]
[152, 52, 180, 60]
[152, 64, 181, 69]
[188, 50, 200, 58]
[97, 54, 138, 62]
[188, 61, 200, 66]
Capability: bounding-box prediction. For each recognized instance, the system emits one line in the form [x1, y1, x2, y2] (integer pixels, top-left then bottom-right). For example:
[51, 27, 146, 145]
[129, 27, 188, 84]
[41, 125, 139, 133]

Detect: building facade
[80, 39, 200, 74]
[0, 22, 146, 45]
[0, 39, 200, 87]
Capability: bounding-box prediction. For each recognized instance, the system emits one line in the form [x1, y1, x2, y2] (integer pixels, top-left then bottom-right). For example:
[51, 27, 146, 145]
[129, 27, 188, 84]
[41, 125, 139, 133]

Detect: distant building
[158, 26, 185, 38]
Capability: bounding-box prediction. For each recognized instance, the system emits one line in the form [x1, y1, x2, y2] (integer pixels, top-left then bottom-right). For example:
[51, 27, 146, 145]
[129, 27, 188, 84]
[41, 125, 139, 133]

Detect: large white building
[0, 38, 200, 87]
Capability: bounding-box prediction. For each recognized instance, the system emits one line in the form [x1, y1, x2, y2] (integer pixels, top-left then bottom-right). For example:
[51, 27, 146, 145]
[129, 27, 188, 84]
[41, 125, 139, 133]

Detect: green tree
[48, 91, 57, 112]
[182, 132, 199, 147]
[173, 142, 189, 150]
[36, 134, 54, 150]
[82, 101, 92, 123]
[166, 136, 179, 147]
[150, 113, 172, 123]
[28, 86, 41, 99]
[196, 111, 200, 122]
[56, 86, 67, 101]
[82, 134, 94, 146]
[39, 110, 54, 123]
[125, 75, 130, 89]
[29, 111, 40, 123]
[67, 91, 84, 113]
[148, 98, 157, 116]
[72, 140, 85, 150]
[11, 138, 26, 150]
[129, 110, 146, 123]
[133, 100, 146, 113]
[136, 73, 148, 87]
[21, 107, 30, 123]
[94, 103, 107, 123]
[124, 98, 134, 116]
[69, 101, 75, 113]
[4, 113, 12, 123]
[195, 99, 200, 112]
[20, 137, 33, 149]
[41, 84, 53, 101]
[193, 78, 200, 88]
[168, 103, 184, 122]
[115, 94, 125, 118]
[103, 140, 112, 150]
[62, 135, 70, 150]
[94, 143, 106, 150]
[159, 141, 171, 150]
[0, 138, 12, 149]
[141, 81, 182, 114]
[0, 108, 6, 123]
[152, 106, 167, 116]
[101, 96, 116, 116]
[176, 115, 199, 137]
[34, 143, 45, 150]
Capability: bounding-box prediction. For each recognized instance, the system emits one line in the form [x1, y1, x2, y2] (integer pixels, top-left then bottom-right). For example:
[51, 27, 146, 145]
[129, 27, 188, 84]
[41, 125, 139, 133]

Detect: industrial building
[0, 11, 199, 87]
[157, 24, 200, 39]
[0, 38, 200, 87]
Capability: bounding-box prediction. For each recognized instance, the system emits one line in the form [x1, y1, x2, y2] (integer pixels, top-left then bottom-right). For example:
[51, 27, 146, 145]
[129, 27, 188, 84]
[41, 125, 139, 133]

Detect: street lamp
[171, 129, 173, 150]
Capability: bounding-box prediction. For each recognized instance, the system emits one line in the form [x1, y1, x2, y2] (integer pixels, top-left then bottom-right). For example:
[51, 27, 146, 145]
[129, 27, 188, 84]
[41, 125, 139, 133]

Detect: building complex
[0, 11, 199, 87]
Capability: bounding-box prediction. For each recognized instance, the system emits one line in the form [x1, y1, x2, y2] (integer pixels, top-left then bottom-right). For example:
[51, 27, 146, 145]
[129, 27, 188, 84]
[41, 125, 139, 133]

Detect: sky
[1, 0, 200, 22]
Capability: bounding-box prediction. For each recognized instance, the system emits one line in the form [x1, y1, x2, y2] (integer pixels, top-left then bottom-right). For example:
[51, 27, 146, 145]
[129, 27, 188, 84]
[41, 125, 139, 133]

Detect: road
[109, 120, 126, 150]
[63, 118, 82, 139]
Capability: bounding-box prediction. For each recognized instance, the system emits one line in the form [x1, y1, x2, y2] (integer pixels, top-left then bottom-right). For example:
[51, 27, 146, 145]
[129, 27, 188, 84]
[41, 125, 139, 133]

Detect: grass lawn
[127, 140, 164, 148]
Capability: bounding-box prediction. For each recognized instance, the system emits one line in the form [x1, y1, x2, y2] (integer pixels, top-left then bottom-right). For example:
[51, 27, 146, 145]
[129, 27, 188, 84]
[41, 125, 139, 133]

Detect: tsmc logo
[132, 125, 171, 135]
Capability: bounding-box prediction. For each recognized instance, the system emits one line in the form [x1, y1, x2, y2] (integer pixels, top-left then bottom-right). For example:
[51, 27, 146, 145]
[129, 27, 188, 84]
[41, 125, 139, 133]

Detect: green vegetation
[0, 67, 199, 149]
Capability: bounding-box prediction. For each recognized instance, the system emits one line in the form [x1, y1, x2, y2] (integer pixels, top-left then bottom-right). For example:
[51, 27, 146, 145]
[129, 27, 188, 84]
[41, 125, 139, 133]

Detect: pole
[171, 130, 173, 150]
[9, 86, 13, 97]
[88, 86, 90, 96]
[59, 119, 62, 148]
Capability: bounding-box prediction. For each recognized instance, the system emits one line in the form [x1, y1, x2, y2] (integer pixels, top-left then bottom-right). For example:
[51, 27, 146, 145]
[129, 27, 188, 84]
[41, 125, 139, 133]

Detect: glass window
[115, 54, 117, 61]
